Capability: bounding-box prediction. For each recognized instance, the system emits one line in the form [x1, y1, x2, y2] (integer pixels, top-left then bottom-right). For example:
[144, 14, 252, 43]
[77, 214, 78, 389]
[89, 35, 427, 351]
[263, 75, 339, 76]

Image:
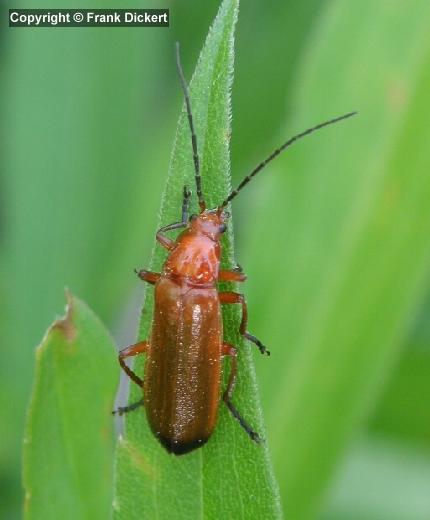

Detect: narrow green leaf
[370, 345, 430, 448]
[369, 285, 430, 446]
[23, 293, 118, 519]
[322, 436, 430, 519]
[2, 11, 167, 514]
[241, 1, 430, 517]
[114, 1, 282, 518]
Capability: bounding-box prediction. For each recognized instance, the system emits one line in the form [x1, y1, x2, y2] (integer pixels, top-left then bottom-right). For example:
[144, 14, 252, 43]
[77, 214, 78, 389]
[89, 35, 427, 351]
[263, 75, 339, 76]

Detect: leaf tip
[51, 288, 76, 342]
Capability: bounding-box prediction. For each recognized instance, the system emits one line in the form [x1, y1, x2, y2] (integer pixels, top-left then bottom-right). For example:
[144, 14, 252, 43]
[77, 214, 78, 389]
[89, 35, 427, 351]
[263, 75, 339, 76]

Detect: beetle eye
[189, 214, 197, 222]
[220, 224, 227, 233]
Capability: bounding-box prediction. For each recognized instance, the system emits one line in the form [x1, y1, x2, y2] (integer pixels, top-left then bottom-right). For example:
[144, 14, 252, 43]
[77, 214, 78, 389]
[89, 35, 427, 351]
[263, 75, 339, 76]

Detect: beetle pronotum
[114, 43, 356, 455]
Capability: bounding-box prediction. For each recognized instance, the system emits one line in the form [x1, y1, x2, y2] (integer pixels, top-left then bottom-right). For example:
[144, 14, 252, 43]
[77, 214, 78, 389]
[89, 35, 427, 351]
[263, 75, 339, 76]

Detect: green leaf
[114, 1, 282, 518]
[369, 344, 430, 448]
[322, 436, 430, 520]
[369, 285, 430, 447]
[2, 10, 168, 514]
[23, 293, 118, 520]
[241, 1, 430, 517]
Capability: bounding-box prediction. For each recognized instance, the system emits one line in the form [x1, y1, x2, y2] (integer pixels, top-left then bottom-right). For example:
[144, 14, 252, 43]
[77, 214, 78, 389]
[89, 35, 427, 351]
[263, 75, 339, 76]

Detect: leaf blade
[241, 1, 430, 517]
[23, 293, 118, 520]
[114, 1, 282, 518]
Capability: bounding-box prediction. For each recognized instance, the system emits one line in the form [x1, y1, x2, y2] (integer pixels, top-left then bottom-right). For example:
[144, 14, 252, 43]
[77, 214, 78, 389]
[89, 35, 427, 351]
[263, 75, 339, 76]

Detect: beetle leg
[118, 340, 148, 387]
[219, 292, 270, 356]
[156, 221, 187, 250]
[156, 186, 192, 250]
[218, 269, 247, 282]
[134, 269, 160, 285]
[112, 398, 145, 416]
[156, 226, 178, 250]
[222, 343, 262, 443]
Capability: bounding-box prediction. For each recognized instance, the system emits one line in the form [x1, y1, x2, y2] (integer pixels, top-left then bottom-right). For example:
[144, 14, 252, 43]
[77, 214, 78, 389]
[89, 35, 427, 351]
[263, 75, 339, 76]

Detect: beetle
[114, 43, 356, 455]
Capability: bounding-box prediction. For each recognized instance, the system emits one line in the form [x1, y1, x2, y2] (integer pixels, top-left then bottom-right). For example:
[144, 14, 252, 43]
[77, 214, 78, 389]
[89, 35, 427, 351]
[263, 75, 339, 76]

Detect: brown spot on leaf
[388, 78, 409, 111]
[24, 491, 31, 512]
[52, 288, 76, 342]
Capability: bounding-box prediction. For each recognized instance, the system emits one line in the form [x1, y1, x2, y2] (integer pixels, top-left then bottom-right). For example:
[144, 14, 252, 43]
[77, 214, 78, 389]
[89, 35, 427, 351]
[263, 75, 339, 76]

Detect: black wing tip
[157, 434, 209, 455]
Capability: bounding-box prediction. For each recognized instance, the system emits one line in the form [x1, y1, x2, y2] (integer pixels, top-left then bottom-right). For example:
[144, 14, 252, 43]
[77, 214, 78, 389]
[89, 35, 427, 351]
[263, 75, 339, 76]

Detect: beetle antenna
[220, 111, 358, 208]
[175, 42, 206, 212]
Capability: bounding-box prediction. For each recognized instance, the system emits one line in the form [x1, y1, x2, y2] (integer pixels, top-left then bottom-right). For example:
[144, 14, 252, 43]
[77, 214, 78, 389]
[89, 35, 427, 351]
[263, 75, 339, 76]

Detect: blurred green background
[2, 0, 430, 518]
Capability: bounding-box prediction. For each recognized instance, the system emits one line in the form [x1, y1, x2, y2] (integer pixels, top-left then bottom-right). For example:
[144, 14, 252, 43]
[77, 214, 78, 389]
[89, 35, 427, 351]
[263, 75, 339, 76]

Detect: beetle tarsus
[233, 263, 243, 273]
[222, 343, 263, 443]
[244, 332, 270, 356]
[224, 398, 263, 444]
[250, 431, 264, 444]
[112, 398, 145, 416]
[219, 291, 269, 355]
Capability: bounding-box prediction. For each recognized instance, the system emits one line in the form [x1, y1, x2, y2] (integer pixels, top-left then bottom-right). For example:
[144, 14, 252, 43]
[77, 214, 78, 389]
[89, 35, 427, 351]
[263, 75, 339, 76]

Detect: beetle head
[189, 209, 230, 240]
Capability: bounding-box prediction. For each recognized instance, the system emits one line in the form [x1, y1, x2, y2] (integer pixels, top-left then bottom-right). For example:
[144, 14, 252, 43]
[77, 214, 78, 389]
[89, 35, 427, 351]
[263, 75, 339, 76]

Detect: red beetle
[115, 43, 356, 454]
